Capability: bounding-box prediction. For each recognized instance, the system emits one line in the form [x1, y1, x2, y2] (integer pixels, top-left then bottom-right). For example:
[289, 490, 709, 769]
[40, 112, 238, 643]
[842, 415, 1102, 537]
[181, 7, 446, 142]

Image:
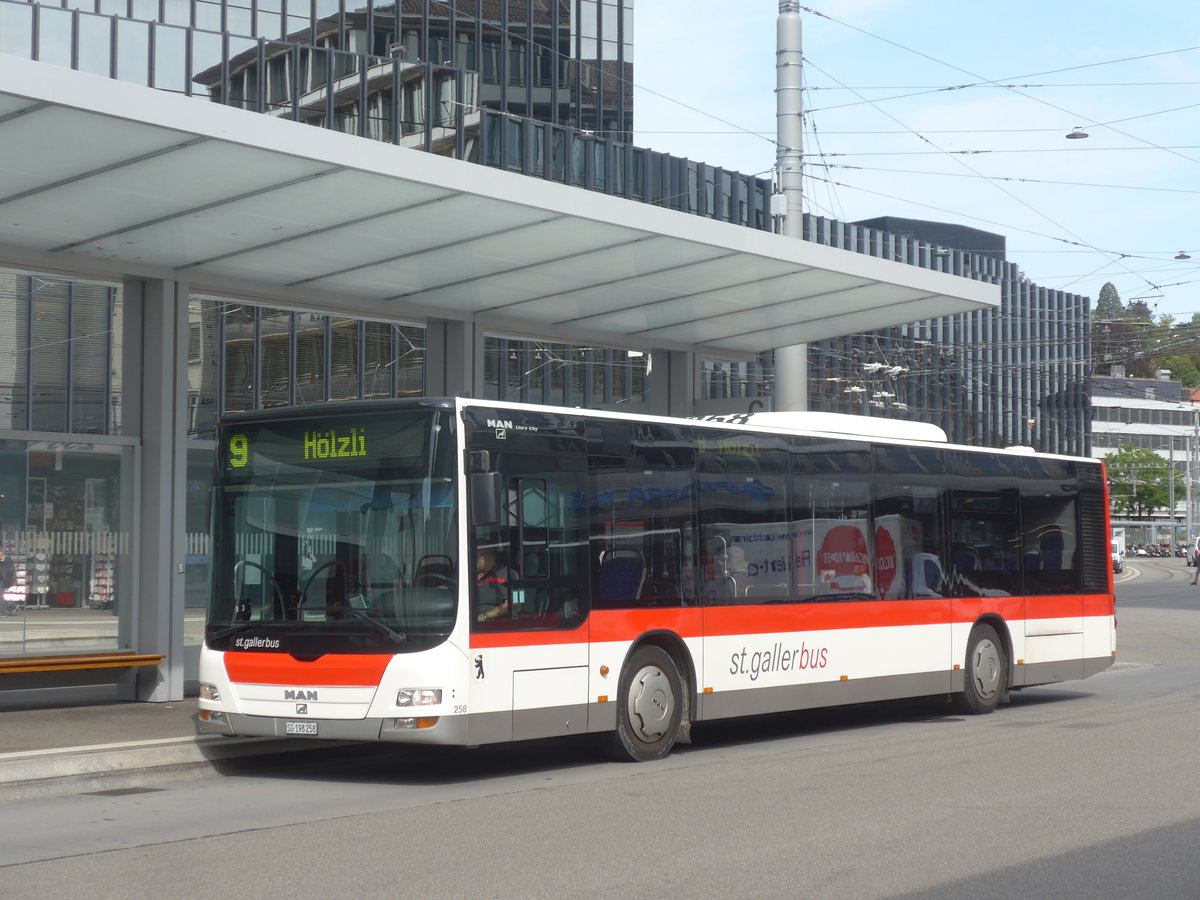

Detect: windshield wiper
[347, 607, 408, 645]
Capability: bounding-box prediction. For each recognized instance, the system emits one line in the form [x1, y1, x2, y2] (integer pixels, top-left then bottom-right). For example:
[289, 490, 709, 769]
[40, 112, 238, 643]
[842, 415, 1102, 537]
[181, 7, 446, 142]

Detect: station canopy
[0, 56, 997, 357]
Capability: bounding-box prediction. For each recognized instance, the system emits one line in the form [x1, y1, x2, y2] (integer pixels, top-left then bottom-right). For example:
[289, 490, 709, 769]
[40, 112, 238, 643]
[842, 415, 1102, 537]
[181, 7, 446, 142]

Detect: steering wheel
[299, 559, 347, 599]
[299, 560, 371, 616]
[232, 560, 284, 621]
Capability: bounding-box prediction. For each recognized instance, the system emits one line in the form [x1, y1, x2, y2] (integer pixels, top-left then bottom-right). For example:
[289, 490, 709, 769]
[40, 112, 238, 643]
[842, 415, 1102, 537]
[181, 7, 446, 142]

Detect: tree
[1095, 282, 1123, 316]
[1105, 444, 1175, 518]
[1127, 298, 1155, 321]
[1159, 354, 1200, 388]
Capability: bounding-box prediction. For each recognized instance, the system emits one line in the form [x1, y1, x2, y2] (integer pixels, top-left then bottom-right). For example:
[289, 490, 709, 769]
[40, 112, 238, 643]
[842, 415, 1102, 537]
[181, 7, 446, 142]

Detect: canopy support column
[425, 319, 480, 398]
[119, 277, 188, 702]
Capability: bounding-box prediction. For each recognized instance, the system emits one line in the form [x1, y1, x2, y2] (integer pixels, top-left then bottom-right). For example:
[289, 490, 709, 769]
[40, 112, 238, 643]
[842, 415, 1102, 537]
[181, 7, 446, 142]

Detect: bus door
[1020, 500, 1085, 682]
[470, 449, 591, 742]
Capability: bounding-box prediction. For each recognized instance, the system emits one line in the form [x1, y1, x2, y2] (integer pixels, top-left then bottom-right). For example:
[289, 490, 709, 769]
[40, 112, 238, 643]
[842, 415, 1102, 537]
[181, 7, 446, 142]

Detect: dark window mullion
[390, 324, 399, 398]
[30, 1, 41, 61]
[287, 310, 297, 407]
[252, 306, 263, 410]
[183, 20, 194, 96]
[498, 0, 507, 112]
[104, 287, 114, 434]
[65, 283, 75, 432]
[358, 47, 368, 137]
[322, 314, 332, 402]
[18, 276, 32, 431]
[357, 319, 366, 399]
[214, 302, 227, 418]
[524, 0, 534, 102]
[71, 8, 80, 70]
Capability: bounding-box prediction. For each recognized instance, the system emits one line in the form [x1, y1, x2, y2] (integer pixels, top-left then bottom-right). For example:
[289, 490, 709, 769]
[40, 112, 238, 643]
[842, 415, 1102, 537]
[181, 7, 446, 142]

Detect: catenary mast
[773, 0, 808, 411]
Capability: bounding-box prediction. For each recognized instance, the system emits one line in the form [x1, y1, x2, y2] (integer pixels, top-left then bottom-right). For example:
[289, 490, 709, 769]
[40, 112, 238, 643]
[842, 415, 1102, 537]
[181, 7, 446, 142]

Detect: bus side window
[698, 429, 789, 605]
[587, 420, 694, 610]
[870, 445, 949, 601]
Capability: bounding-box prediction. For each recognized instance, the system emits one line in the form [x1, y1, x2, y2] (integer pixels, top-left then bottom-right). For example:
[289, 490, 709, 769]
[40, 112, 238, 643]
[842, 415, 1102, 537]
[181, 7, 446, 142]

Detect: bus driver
[476, 549, 513, 623]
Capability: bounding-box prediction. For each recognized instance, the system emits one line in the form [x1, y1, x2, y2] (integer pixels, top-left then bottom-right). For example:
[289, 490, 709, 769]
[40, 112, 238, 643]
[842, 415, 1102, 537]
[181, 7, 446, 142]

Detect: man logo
[486, 417, 512, 439]
[296, 703, 308, 715]
[284, 689, 318, 701]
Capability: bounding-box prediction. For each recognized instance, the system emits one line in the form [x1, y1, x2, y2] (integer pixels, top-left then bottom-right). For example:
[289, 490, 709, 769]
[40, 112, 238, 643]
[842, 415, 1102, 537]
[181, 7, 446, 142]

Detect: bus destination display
[222, 414, 430, 474]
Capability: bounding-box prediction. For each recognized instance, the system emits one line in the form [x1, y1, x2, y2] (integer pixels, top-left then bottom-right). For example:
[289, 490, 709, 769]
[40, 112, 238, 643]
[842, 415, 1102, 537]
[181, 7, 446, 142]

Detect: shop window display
[0, 441, 132, 657]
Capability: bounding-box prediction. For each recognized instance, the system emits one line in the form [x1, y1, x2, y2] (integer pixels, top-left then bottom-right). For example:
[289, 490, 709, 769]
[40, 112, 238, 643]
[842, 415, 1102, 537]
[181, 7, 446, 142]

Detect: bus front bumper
[197, 709, 470, 745]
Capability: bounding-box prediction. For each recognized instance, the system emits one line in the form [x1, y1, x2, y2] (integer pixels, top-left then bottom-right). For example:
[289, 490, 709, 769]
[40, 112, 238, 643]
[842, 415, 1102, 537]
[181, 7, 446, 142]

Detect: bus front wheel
[956, 624, 1007, 714]
[604, 645, 684, 762]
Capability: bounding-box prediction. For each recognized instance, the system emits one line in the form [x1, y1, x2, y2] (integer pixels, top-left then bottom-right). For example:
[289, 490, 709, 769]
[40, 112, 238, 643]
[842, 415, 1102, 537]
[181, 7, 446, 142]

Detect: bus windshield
[206, 408, 458, 652]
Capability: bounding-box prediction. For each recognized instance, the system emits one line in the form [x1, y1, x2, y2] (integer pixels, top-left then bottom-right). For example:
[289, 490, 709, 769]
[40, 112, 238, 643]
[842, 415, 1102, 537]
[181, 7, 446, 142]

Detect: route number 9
[229, 433, 249, 468]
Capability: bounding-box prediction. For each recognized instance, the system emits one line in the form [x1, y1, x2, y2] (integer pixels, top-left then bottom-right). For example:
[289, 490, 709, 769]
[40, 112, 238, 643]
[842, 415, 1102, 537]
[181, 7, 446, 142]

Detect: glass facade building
[703, 217, 1092, 458]
[0, 269, 136, 657]
[0, 0, 768, 217]
[0, 1, 633, 141]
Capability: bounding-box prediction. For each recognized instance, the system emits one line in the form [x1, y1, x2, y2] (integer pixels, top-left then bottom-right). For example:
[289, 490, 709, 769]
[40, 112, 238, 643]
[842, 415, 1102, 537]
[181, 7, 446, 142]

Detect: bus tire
[604, 645, 684, 762]
[956, 624, 1007, 714]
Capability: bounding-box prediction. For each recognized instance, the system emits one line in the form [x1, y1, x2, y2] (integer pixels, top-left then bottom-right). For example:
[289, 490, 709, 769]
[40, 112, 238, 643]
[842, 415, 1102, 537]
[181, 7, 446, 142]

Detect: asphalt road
[1, 564, 1198, 900]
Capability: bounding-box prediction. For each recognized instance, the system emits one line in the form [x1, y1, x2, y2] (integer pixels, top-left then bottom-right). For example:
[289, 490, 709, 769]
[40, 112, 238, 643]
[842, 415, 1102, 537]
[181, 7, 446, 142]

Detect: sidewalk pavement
[0, 691, 335, 801]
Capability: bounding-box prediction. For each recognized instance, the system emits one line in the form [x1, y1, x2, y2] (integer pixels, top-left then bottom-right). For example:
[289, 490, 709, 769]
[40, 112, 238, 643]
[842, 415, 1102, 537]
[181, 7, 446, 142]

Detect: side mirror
[470, 472, 503, 526]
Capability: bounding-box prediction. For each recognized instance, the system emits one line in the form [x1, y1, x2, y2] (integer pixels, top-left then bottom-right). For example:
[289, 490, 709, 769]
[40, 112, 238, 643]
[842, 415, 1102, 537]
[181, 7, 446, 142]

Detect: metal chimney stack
[773, 0, 808, 410]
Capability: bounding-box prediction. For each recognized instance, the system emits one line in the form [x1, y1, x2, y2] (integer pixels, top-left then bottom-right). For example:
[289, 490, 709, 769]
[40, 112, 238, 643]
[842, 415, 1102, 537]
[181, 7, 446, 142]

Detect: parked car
[1112, 541, 1124, 574]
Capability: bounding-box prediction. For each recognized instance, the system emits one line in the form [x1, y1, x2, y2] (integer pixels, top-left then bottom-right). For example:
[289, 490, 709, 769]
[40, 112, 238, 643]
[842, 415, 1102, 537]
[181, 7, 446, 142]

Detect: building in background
[806, 218, 1090, 457]
[1091, 370, 1200, 547]
[701, 216, 1091, 457]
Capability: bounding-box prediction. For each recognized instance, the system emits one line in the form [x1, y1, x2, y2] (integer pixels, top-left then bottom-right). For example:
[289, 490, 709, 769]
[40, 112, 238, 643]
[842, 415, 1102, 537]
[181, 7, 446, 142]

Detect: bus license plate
[285, 721, 318, 736]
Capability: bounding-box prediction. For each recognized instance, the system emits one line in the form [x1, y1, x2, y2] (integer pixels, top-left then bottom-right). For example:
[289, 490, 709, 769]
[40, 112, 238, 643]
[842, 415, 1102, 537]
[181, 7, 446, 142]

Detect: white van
[1111, 529, 1126, 574]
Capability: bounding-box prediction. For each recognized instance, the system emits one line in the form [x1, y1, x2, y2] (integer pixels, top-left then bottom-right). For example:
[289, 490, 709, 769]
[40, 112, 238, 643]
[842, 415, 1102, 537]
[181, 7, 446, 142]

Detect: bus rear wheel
[604, 645, 684, 762]
[956, 624, 1007, 714]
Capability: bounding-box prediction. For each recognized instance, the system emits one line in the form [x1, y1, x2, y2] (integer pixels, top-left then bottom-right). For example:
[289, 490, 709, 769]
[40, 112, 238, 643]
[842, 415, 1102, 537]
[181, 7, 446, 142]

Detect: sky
[633, 1, 1200, 321]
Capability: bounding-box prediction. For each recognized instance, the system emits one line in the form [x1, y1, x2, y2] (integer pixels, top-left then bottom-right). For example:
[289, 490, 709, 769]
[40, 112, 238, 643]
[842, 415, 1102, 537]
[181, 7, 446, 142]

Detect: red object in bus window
[818, 525, 870, 593]
[874, 526, 898, 595]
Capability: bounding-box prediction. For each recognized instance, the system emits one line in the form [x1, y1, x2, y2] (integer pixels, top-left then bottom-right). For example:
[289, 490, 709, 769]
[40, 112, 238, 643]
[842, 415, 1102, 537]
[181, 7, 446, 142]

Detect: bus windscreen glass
[206, 409, 458, 652]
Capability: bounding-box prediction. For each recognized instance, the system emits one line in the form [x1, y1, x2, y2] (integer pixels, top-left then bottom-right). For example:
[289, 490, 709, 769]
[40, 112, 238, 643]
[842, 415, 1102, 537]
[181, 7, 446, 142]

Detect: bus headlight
[396, 688, 442, 707]
[199, 682, 221, 702]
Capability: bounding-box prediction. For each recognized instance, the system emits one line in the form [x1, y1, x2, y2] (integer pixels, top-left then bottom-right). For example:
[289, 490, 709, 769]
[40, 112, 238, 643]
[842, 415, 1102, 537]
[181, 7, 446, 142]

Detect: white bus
[199, 398, 1116, 761]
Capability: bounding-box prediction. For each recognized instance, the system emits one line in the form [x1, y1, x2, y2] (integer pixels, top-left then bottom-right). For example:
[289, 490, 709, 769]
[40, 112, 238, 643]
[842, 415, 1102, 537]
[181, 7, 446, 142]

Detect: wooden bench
[0, 652, 165, 684]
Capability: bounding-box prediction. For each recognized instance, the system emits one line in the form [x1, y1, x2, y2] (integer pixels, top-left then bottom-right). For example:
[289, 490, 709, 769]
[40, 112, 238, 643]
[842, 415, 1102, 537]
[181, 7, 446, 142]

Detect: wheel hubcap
[627, 665, 673, 742]
[970, 638, 1001, 699]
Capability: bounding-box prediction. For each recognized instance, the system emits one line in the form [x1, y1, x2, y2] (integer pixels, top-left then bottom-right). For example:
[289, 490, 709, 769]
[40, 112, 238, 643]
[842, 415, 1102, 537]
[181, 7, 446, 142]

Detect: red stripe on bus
[588, 608, 704, 641]
[224, 652, 391, 685]
[704, 599, 953, 634]
[469, 593, 1113, 648]
[470, 622, 589, 649]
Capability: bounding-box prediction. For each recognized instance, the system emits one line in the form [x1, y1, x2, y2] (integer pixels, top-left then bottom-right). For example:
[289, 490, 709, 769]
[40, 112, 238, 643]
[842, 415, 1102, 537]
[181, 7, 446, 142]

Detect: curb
[0, 735, 347, 801]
